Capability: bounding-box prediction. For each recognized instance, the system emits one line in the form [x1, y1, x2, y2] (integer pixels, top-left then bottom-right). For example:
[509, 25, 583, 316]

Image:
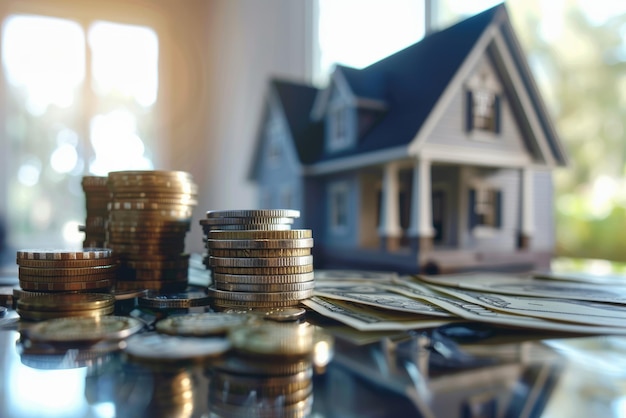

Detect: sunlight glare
[89, 21, 158, 107]
[2, 15, 85, 115]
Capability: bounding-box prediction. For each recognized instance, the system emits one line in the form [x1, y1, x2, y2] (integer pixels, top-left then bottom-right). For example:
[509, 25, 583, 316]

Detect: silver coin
[209, 255, 313, 268]
[206, 209, 300, 219]
[123, 333, 231, 361]
[202, 224, 292, 231]
[200, 217, 295, 225]
[214, 280, 315, 293]
[213, 272, 315, 285]
[206, 238, 314, 250]
[27, 316, 144, 343]
[138, 291, 211, 309]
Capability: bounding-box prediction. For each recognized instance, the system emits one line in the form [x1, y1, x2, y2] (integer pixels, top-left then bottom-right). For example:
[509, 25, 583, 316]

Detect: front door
[432, 190, 445, 244]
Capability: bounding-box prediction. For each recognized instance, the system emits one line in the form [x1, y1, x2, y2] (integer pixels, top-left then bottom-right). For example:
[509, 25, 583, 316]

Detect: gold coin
[211, 265, 314, 275]
[206, 238, 314, 250]
[209, 248, 310, 258]
[16, 293, 115, 312]
[17, 248, 113, 261]
[111, 196, 198, 206]
[209, 256, 313, 268]
[108, 210, 192, 221]
[208, 230, 312, 240]
[16, 257, 116, 269]
[214, 281, 315, 293]
[207, 287, 312, 303]
[125, 257, 189, 270]
[155, 313, 252, 337]
[206, 209, 300, 219]
[106, 233, 187, 244]
[108, 201, 195, 212]
[17, 305, 114, 321]
[18, 272, 116, 283]
[19, 279, 113, 292]
[18, 264, 117, 277]
[107, 220, 191, 230]
[212, 272, 314, 285]
[212, 368, 313, 389]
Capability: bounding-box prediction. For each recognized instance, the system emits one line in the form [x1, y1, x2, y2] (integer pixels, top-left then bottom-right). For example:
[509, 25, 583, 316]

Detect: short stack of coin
[16, 293, 116, 321]
[16, 248, 116, 296]
[80, 175, 110, 248]
[106, 170, 197, 293]
[204, 210, 314, 309]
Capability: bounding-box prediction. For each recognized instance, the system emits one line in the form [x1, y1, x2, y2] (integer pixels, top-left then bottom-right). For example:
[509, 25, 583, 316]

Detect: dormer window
[466, 89, 500, 134]
[329, 106, 351, 151]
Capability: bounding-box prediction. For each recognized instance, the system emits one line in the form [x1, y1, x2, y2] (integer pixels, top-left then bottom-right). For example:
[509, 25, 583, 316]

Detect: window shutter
[466, 90, 473, 132]
[468, 189, 477, 229]
[494, 95, 501, 134]
[494, 190, 503, 228]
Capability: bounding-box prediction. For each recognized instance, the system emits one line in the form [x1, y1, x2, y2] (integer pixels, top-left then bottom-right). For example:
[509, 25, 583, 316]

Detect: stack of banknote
[304, 270, 626, 334]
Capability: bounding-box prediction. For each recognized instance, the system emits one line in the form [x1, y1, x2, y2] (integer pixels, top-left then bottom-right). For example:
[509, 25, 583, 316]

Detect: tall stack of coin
[106, 170, 197, 293]
[16, 249, 116, 296]
[203, 210, 314, 309]
[80, 176, 110, 248]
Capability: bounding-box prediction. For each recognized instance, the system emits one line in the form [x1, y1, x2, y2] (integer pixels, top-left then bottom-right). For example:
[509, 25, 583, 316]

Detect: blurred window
[1, 13, 159, 251]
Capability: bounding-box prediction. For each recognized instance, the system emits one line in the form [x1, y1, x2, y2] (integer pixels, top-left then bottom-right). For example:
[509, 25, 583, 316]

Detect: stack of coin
[16, 249, 116, 296]
[16, 293, 116, 321]
[80, 176, 110, 248]
[205, 215, 315, 308]
[199, 209, 299, 269]
[106, 170, 198, 293]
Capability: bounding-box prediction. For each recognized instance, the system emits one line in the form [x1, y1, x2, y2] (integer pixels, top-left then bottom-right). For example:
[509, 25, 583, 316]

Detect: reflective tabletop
[1, 303, 626, 418]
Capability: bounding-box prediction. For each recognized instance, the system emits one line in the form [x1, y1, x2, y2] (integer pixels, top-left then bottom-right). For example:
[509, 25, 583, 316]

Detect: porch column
[407, 157, 434, 251]
[378, 161, 402, 251]
[519, 166, 534, 249]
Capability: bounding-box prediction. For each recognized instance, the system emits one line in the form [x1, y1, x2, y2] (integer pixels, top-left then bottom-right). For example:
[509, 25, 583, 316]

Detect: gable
[418, 54, 535, 167]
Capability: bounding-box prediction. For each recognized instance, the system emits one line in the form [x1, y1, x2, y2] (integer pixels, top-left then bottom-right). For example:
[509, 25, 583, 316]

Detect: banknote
[314, 281, 453, 318]
[428, 284, 626, 328]
[386, 279, 626, 335]
[303, 296, 455, 331]
[415, 273, 626, 304]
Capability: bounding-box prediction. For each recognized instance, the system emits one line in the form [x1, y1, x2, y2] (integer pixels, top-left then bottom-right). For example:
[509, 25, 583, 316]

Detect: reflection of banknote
[303, 296, 454, 331]
[314, 269, 397, 282]
[314, 282, 453, 317]
[428, 284, 626, 328]
[416, 273, 626, 303]
[533, 271, 626, 285]
[387, 280, 626, 335]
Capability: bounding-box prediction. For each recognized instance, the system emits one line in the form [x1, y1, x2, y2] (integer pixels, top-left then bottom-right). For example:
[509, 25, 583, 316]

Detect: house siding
[459, 167, 520, 252]
[531, 169, 555, 251]
[425, 55, 530, 158]
[256, 103, 304, 220]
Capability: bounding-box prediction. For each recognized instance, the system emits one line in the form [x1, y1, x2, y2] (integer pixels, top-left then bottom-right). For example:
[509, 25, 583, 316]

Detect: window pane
[87, 21, 158, 175]
[2, 15, 86, 250]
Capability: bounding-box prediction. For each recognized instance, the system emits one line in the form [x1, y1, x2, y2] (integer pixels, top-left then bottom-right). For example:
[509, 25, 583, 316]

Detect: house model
[249, 4, 567, 274]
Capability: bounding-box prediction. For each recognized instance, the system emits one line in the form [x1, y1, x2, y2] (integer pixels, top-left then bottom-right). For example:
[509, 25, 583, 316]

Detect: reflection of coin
[156, 313, 252, 336]
[27, 316, 144, 343]
[138, 291, 211, 309]
[206, 209, 300, 219]
[123, 333, 231, 362]
[229, 322, 316, 357]
[207, 238, 314, 249]
[17, 293, 115, 312]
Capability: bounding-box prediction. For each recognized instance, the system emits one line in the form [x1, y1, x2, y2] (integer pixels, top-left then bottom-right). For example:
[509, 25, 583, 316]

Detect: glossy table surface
[1, 271, 626, 418]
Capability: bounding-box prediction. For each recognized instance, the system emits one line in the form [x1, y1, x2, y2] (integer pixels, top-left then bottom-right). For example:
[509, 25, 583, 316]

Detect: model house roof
[253, 3, 567, 174]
